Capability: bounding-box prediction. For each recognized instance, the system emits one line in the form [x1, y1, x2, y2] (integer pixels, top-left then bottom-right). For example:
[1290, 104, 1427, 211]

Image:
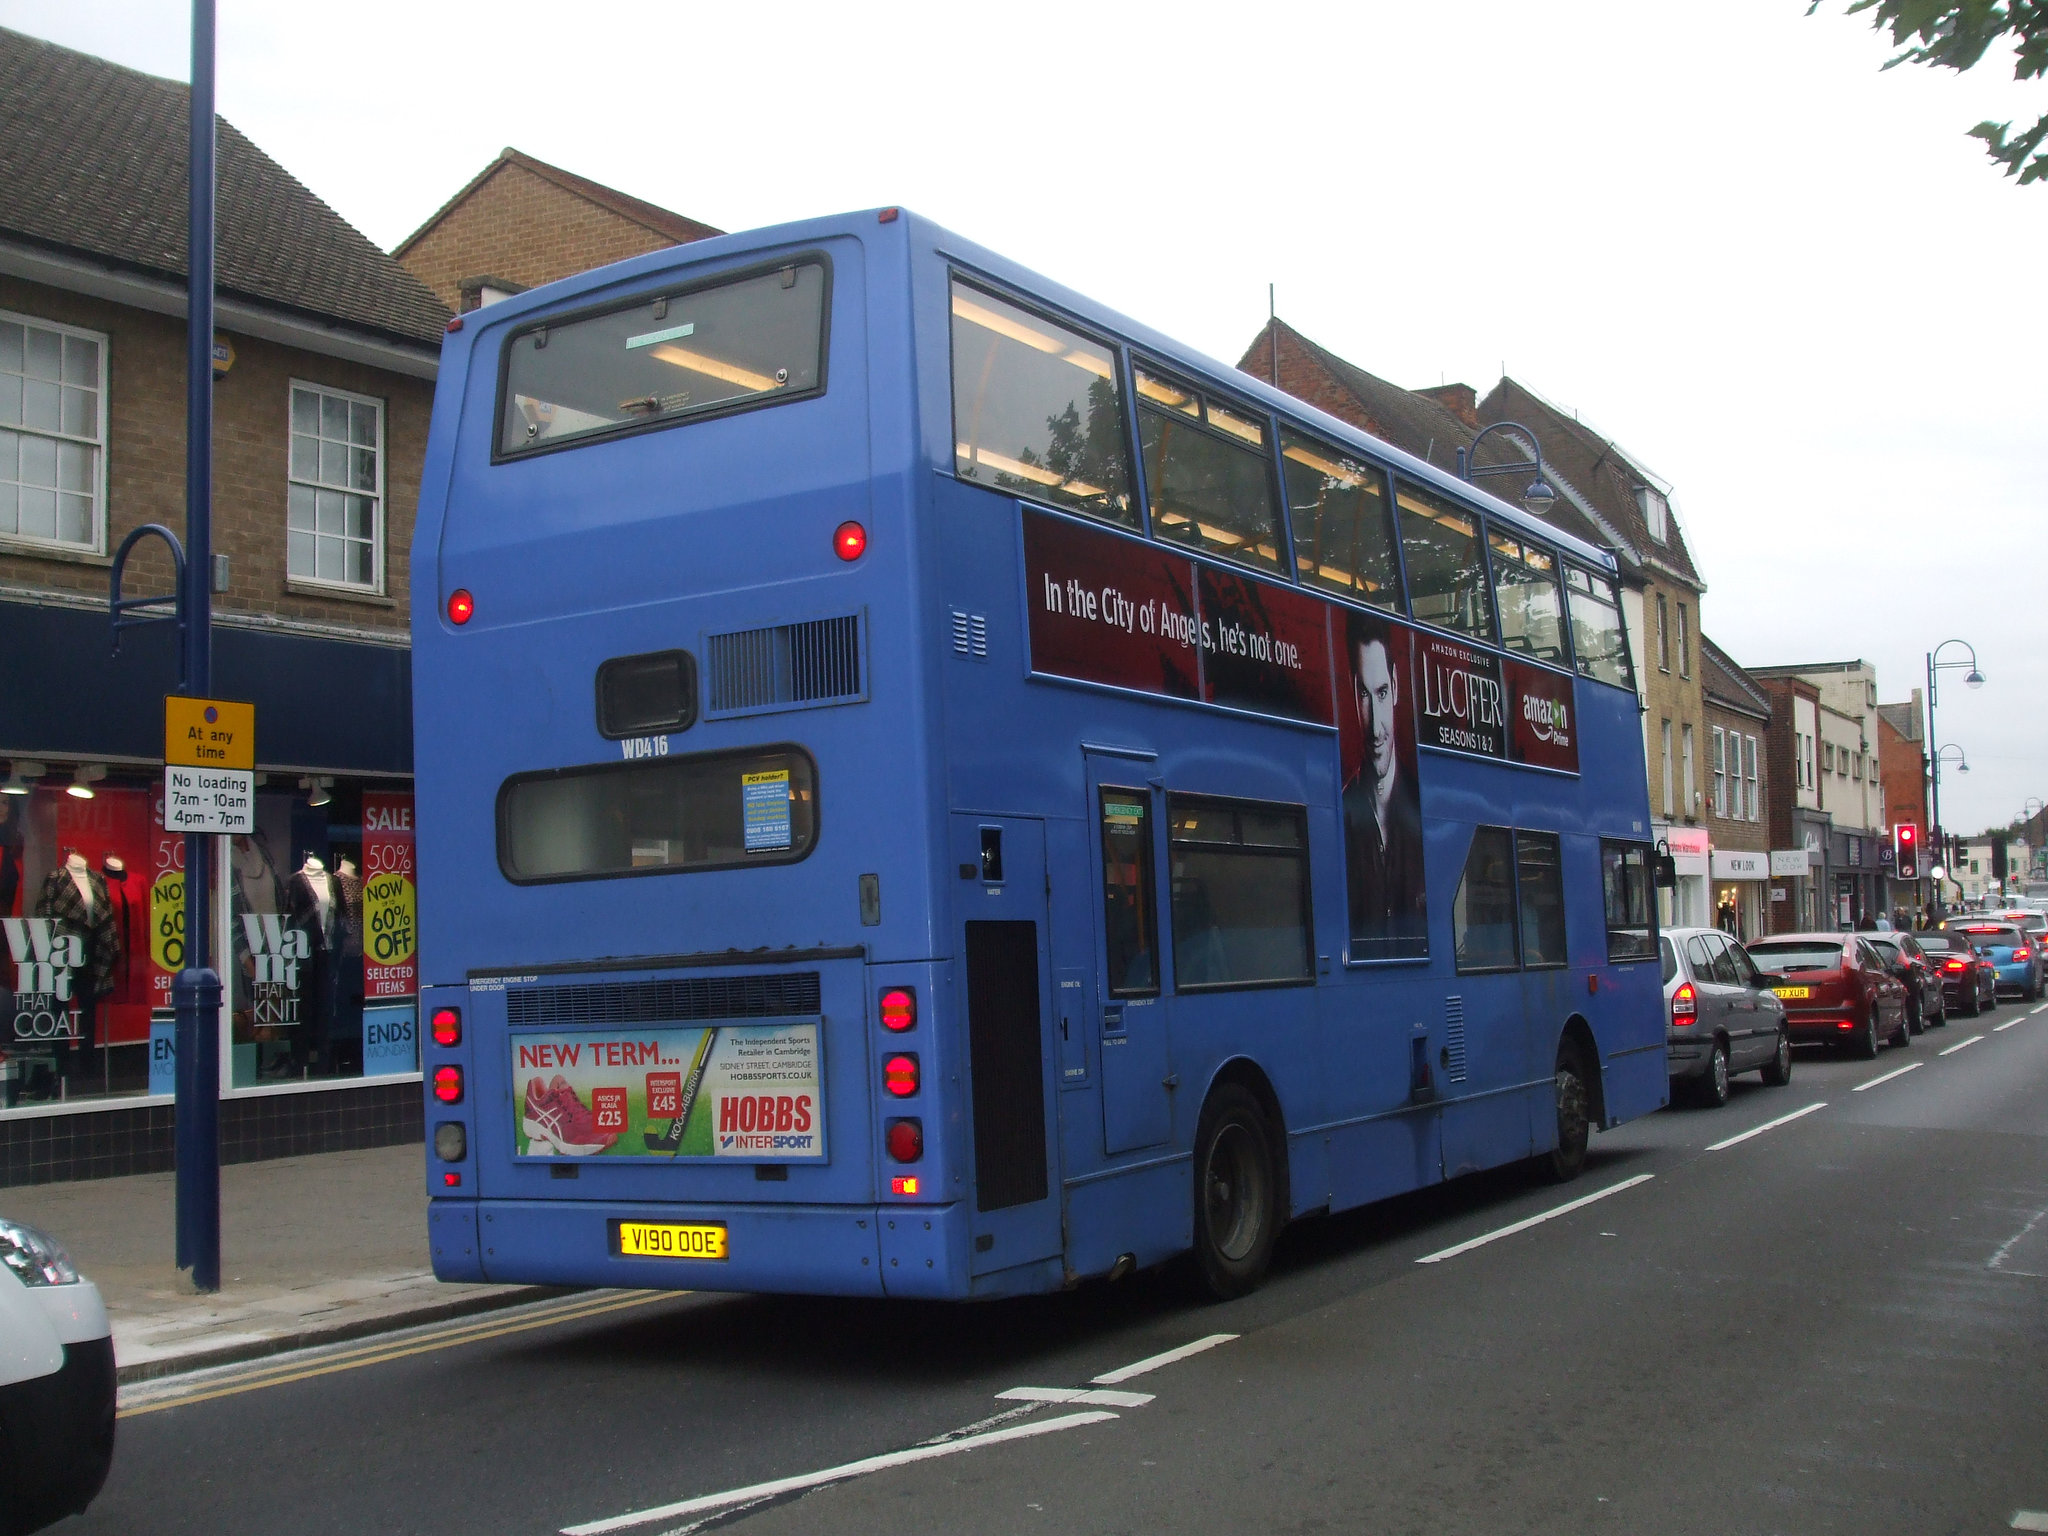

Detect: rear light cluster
[431, 1007, 462, 1047]
[2016, 946, 2033, 962]
[880, 987, 916, 1031]
[433, 1064, 463, 1104]
[1671, 982, 1697, 1022]
[880, 986, 923, 1187]
[883, 1053, 919, 1097]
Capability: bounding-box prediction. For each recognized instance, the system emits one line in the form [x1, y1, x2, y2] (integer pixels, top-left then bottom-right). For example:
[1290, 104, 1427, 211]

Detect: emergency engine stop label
[510, 1019, 823, 1161]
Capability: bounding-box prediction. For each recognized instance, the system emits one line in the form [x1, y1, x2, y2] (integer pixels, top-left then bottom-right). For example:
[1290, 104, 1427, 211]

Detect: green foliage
[1814, 0, 2048, 183]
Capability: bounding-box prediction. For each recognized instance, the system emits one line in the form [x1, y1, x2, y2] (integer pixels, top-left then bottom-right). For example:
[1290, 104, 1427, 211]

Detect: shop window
[951, 280, 1133, 528]
[1601, 839, 1656, 962]
[1515, 831, 1568, 968]
[1280, 430, 1399, 607]
[1165, 794, 1311, 989]
[1099, 788, 1158, 997]
[289, 382, 384, 591]
[0, 310, 106, 554]
[1453, 826, 1519, 973]
[1136, 368, 1283, 573]
[1394, 480, 1493, 642]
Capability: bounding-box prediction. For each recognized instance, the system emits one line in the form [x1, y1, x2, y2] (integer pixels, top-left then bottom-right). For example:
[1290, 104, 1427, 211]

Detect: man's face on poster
[1354, 636, 1398, 788]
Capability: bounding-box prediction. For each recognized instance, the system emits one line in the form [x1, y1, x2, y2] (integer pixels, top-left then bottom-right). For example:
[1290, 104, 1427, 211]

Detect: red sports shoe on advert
[521, 1074, 619, 1156]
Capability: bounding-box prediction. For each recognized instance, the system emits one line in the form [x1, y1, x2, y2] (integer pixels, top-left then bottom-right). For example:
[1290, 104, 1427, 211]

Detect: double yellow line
[119, 1289, 675, 1419]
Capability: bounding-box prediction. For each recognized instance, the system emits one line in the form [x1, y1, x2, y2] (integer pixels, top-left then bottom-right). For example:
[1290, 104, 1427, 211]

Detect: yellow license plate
[616, 1221, 728, 1260]
[1772, 986, 1811, 999]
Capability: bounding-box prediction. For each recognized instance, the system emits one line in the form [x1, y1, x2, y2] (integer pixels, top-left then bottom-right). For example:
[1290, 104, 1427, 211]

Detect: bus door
[952, 815, 1064, 1277]
[1084, 754, 1174, 1155]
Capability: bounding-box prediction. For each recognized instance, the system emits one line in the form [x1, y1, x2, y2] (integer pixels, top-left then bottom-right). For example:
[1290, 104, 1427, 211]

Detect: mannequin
[285, 854, 343, 1073]
[33, 850, 122, 1088]
[334, 857, 363, 962]
[100, 856, 132, 1006]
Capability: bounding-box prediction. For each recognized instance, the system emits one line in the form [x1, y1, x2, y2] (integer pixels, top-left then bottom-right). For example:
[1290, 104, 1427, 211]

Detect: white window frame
[0, 308, 110, 556]
[1661, 719, 1674, 818]
[1711, 726, 1726, 817]
[1745, 735, 1760, 822]
[1682, 723, 1696, 815]
[286, 379, 385, 594]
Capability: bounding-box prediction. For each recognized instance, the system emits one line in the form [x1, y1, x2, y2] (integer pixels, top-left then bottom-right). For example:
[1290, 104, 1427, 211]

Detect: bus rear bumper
[436, 1196, 971, 1298]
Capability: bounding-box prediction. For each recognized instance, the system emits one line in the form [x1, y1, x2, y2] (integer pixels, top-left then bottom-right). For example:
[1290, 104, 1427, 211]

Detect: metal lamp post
[1923, 639, 1982, 917]
[1931, 742, 1970, 913]
[1455, 421, 1558, 515]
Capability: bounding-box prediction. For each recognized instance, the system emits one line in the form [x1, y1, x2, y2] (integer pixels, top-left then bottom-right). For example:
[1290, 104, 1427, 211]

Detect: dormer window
[1635, 484, 1669, 545]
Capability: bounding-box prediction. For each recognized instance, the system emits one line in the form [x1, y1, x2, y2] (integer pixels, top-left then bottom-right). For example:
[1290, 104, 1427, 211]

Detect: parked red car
[1913, 931, 1997, 1017]
[1745, 933, 1911, 1058]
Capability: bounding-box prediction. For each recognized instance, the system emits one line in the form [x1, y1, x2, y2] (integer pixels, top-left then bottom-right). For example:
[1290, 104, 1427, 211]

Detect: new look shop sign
[163, 696, 255, 835]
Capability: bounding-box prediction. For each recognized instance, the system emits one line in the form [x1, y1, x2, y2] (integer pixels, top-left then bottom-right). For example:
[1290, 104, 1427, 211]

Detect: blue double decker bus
[413, 208, 1665, 1300]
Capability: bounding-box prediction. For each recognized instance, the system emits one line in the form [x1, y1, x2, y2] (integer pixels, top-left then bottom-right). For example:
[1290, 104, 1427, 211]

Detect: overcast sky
[8, 0, 2043, 837]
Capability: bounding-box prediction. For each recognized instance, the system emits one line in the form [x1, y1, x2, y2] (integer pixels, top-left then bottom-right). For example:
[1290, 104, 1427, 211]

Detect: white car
[1, 1219, 115, 1535]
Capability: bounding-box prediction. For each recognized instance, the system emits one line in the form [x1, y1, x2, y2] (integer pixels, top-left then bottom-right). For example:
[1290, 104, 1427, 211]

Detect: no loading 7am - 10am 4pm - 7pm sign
[162, 696, 254, 835]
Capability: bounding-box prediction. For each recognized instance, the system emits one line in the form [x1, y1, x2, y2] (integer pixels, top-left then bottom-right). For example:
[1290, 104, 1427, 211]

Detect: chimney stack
[1418, 382, 1479, 429]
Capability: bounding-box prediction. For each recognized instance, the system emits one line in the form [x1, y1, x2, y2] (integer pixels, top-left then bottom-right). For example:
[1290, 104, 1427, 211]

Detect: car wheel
[1698, 1041, 1731, 1107]
[1760, 1029, 1793, 1087]
[1543, 1040, 1593, 1183]
[1190, 1083, 1281, 1301]
[1891, 1003, 1913, 1048]
[1963, 981, 1982, 1017]
[1905, 994, 1924, 1035]
[1854, 1005, 1882, 1060]
[1930, 990, 1947, 1027]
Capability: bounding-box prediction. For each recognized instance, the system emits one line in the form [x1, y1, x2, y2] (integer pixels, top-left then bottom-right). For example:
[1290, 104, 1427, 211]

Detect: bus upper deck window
[1136, 369, 1285, 575]
[1488, 532, 1568, 666]
[1280, 431, 1400, 610]
[950, 280, 1134, 528]
[498, 261, 827, 456]
[1394, 480, 1494, 644]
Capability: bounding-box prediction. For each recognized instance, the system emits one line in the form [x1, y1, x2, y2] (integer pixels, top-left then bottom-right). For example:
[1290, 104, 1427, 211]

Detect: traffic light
[1894, 823, 1920, 881]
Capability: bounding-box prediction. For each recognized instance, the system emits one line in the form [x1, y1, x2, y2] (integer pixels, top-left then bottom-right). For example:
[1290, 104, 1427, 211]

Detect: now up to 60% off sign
[164, 696, 256, 835]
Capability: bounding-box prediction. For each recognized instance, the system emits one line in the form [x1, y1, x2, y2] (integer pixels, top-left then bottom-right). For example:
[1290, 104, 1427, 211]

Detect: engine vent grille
[506, 971, 822, 1027]
[1443, 995, 1468, 1085]
[951, 610, 988, 660]
[705, 614, 863, 716]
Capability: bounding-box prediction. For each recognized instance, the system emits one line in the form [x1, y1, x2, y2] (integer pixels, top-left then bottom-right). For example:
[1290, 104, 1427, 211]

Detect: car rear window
[1955, 924, 2021, 946]
[1745, 940, 1845, 973]
[1867, 938, 1899, 961]
[1915, 933, 1956, 953]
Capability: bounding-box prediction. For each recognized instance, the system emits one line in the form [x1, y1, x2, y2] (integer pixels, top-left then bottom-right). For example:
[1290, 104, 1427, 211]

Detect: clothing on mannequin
[285, 855, 344, 1073]
[33, 853, 122, 1085]
[334, 857, 363, 961]
[101, 856, 133, 1005]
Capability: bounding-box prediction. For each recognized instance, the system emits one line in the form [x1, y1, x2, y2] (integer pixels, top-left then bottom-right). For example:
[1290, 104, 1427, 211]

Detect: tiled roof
[1701, 634, 1771, 719]
[1875, 701, 1923, 741]
[1478, 377, 1706, 591]
[0, 27, 450, 347]
[394, 148, 723, 259]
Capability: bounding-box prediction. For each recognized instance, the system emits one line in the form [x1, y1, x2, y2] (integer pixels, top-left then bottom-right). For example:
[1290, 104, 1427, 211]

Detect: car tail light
[1836, 1020, 1854, 1030]
[2015, 946, 2032, 961]
[431, 1007, 461, 1047]
[883, 1053, 919, 1097]
[1944, 958, 1966, 971]
[880, 987, 916, 1032]
[834, 520, 867, 561]
[1671, 982, 1697, 1021]
[886, 1118, 923, 1162]
[447, 588, 474, 625]
[433, 1064, 463, 1104]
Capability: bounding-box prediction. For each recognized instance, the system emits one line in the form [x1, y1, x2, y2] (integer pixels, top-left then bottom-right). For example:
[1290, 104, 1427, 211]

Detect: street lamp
[1930, 742, 1970, 913]
[1456, 421, 1558, 515]
[1924, 639, 1983, 893]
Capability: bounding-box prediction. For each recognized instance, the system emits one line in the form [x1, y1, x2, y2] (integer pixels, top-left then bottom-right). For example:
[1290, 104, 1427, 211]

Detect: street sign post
[163, 697, 253, 835]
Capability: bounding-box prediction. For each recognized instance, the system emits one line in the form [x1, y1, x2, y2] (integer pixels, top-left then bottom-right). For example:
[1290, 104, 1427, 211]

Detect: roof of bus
[459, 205, 1620, 576]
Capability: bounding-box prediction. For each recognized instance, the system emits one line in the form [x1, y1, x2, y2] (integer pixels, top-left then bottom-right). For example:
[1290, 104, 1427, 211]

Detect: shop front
[1657, 824, 1711, 929]
[1767, 847, 1812, 934]
[1831, 829, 1882, 930]
[1, 598, 419, 1184]
[1710, 848, 1769, 942]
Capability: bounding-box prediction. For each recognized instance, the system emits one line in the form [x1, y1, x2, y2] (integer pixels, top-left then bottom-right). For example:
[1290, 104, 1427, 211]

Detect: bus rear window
[498, 746, 816, 882]
[498, 262, 827, 456]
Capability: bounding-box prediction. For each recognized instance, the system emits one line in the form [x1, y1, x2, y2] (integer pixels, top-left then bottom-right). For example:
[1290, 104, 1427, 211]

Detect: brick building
[394, 148, 720, 315]
[0, 29, 448, 1182]
[1756, 673, 1826, 932]
[1700, 638, 1772, 940]
[1750, 662, 1886, 928]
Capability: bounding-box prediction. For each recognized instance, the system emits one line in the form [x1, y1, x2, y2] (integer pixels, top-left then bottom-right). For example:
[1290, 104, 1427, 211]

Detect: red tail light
[2015, 946, 2032, 961]
[1944, 958, 1967, 971]
[431, 1007, 461, 1047]
[1671, 982, 1697, 1021]
[880, 987, 916, 1032]
[447, 589, 474, 625]
[883, 1053, 919, 1097]
[834, 521, 867, 561]
[885, 1118, 923, 1162]
[433, 1064, 463, 1104]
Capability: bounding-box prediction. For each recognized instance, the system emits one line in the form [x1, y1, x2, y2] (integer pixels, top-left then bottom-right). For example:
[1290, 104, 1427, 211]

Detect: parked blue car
[1942, 920, 2043, 1001]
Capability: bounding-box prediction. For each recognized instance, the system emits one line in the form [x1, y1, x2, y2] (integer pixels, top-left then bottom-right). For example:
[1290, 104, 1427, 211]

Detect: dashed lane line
[1091, 1333, 1237, 1384]
[1413, 1174, 1655, 1265]
[560, 1411, 1120, 1535]
[1996, 1019, 2022, 1032]
[2032, 1002, 2048, 1015]
[998, 1386, 1154, 1407]
[2011, 1509, 2048, 1531]
[1939, 1034, 1985, 1056]
[1852, 1062, 1923, 1092]
[1704, 1101, 1828, 1153]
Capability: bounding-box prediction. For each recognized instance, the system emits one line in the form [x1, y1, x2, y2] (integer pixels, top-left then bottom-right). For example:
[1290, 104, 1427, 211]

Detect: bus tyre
[1760, 1029, 1793, 1087]
[1543, 1043, 1592, 1183]
[1191, 1085, 1280, 1302]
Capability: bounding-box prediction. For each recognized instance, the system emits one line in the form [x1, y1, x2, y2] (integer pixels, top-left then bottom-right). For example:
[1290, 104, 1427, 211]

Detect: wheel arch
[1557, 1014, 1608, 1128]
[1200, 1055, 1292, 1222]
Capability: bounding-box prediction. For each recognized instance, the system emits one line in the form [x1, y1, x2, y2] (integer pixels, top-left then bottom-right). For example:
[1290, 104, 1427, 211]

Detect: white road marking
[1939, 1034, 1985, 1056]
[997, 1386, 1154, 1408]
[1852, 1062, 1923, 1092]
[1091, 1333, 1238, 1384]
[2031, 1002, 2048, 1015]
[1705, 1101, 1828, 1152]
[1995, 1019, 2022, 1032]
[2011, 1510, 2048, 1532]
[1989, 1204, 2048, 1273]
[561, 1410, 1119, 1535]
[1413, 1174, 1655, 1265]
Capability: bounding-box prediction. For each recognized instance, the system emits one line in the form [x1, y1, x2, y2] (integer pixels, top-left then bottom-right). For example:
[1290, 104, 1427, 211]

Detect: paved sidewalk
[1, 1144, 550, 1381]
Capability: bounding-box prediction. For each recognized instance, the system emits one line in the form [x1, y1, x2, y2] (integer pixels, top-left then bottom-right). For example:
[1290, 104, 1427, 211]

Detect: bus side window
[1514, 830, 1569, 967]
[1394, 479, 1496, 644]
[1099, 789, 1159, 996]
[1453, 826, 1520, 973]
[1601, 839, 1656, 961]
[1279, 429, 1401, 609]
[1164, 795, 1313, 990]
[1135, 368, 1285, 574]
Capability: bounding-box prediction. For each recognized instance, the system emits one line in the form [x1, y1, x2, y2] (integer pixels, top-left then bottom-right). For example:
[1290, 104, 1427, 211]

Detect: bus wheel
[1543, 1042, 1592, 1183]
[1191, 1084, 1280, 1301]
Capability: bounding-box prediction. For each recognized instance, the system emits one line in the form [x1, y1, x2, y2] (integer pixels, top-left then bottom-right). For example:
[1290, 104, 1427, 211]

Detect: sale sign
[362, 791, 417, 999]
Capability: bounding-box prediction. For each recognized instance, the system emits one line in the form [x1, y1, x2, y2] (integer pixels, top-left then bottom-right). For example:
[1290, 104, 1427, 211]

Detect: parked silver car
[1660, 927, 1793, 1106]
[1, 1218, 115, 1535]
